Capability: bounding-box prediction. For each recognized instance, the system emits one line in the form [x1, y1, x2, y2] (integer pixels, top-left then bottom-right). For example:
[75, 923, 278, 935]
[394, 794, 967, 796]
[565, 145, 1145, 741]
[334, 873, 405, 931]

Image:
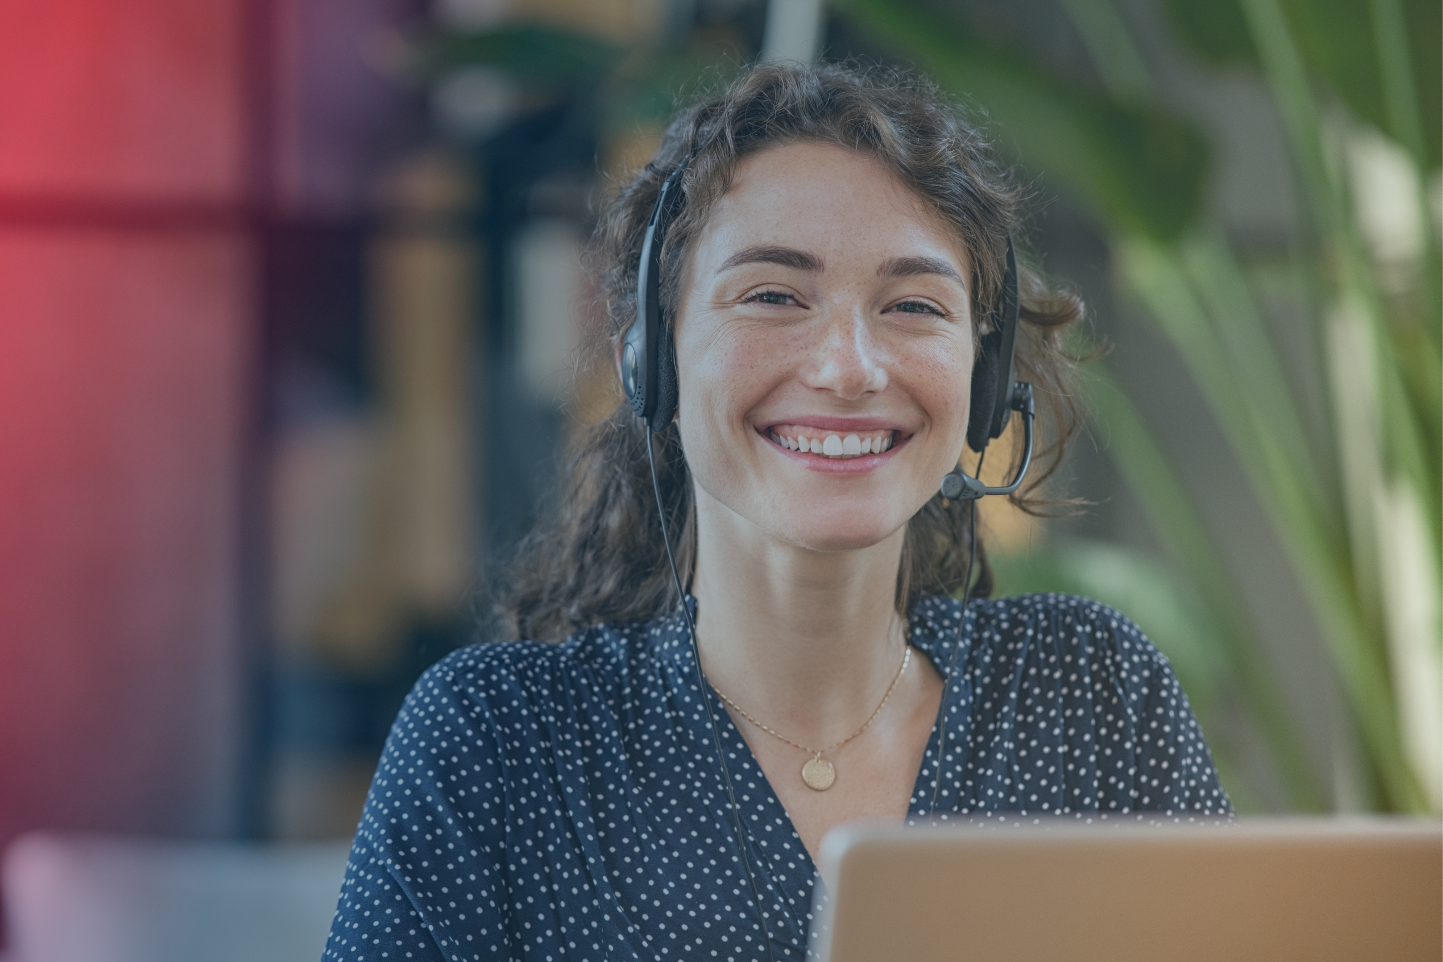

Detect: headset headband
[622, 158, 691, 433]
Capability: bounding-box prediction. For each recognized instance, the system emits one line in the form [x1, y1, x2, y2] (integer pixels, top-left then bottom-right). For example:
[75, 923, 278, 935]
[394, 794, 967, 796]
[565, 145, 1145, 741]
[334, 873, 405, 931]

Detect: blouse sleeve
[322, 835, 447, 961]
[323, 652, 517, 961]
[1129, 629, 1231, 815]
[1081, 599, 1232, 816]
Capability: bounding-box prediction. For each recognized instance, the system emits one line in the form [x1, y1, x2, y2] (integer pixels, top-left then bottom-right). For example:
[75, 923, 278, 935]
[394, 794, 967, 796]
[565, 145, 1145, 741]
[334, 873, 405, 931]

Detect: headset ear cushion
[967, 331, 1000, 453]
[650, 321, 679, 432]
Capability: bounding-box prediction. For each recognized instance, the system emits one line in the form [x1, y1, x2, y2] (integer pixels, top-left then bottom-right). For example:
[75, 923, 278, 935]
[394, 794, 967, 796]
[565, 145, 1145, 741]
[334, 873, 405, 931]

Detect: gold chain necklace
[708, 646, 911, 792]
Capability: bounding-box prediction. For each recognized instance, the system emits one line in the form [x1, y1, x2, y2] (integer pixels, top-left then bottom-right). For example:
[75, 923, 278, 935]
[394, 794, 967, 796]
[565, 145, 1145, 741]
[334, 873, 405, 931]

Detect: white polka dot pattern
[323, 593, 1230, 960]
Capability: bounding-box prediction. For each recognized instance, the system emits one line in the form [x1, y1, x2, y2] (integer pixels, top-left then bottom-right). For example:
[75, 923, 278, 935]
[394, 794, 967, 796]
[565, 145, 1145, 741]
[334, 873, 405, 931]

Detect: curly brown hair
[497, 60, 1085, 643]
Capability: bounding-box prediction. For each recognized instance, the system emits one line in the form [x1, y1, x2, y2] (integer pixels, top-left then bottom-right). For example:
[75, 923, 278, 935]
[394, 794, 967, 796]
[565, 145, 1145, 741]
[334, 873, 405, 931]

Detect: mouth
[763, 423, 904, 460]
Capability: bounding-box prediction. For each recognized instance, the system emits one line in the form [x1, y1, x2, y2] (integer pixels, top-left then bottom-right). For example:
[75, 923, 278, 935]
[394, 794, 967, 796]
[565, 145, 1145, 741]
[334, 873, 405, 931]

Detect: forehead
[693, 141, 968, 269]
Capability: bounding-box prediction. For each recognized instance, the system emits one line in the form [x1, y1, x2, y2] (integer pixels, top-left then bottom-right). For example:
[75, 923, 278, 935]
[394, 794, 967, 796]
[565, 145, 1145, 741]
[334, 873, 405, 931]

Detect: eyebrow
[878, 255, 965, 282]
[716, 246, 966, 286]
[718, 245, 824, 273]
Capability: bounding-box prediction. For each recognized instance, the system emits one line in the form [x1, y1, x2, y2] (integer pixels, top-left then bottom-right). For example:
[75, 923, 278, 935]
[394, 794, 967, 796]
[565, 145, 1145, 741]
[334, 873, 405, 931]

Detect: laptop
[811, 817, 1441, 962]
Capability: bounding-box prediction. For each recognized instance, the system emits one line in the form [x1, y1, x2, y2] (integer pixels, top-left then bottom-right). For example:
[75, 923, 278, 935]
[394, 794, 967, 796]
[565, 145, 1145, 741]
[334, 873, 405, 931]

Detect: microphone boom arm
[940, 382, 1035, 501]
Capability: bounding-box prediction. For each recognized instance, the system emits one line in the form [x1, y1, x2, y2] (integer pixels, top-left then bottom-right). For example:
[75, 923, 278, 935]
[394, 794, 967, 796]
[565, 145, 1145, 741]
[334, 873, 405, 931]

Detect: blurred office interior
[0, 0, 1437, 957]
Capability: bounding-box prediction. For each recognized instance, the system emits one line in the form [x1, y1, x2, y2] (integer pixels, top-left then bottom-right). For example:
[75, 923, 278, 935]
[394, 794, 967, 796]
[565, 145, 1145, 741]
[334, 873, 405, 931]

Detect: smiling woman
[323, 62, 1230, 962]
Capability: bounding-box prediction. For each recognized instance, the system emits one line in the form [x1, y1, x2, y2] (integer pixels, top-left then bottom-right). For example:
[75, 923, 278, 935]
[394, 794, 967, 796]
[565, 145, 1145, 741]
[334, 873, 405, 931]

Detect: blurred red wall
[0, 0, 257, 873]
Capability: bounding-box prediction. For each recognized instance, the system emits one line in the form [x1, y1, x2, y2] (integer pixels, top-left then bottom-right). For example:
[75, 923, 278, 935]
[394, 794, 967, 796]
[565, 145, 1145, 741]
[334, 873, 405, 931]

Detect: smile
[766, 424, 897, 459]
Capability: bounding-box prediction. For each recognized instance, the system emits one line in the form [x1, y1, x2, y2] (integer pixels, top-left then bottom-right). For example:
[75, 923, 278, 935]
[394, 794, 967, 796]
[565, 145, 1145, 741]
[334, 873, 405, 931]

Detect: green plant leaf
[1163, 0, 1441, 167]
[831, 0, 1210, 242]
[406, 23, 624, 84]
[1163, 0, 1255, 64]
[601, 45, 746, 130]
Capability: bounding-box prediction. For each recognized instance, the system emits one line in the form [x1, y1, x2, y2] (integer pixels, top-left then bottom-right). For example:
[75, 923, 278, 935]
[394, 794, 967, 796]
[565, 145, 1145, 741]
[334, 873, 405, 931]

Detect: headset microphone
[938, 383, 1034, 499]
[939, 236, 1034, 502]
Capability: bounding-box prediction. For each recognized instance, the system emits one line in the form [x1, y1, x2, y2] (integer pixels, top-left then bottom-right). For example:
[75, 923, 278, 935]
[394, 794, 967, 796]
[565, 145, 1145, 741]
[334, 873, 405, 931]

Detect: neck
[689, 486, 910, 746]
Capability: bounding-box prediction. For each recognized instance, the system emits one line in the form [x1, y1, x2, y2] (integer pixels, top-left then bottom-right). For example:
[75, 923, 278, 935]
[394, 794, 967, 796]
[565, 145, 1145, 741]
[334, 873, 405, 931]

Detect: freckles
[715, 331, 795, 399]
[908, 343, 971, 391]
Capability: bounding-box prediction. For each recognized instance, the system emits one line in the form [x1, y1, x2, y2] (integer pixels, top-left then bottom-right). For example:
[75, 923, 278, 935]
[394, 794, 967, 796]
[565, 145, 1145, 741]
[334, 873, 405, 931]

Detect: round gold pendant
[801, 755, 835, 791]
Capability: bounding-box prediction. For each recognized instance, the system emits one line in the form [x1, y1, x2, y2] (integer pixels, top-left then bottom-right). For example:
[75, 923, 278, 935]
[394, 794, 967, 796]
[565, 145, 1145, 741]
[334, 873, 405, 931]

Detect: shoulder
[915, 591, 1177, 697]
[977, 592, 1165, 665]
[393, 619, 663, 732]
[964, 592, 1205, 740]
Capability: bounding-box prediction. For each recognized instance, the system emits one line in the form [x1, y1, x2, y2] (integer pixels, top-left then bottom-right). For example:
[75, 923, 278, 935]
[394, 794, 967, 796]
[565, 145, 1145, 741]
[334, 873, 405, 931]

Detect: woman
[324, 62, 1229, 962]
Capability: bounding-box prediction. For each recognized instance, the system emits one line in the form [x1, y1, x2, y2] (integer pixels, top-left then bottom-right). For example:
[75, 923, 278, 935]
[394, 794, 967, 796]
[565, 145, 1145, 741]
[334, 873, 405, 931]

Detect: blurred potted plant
[834, 0, 1439, 812]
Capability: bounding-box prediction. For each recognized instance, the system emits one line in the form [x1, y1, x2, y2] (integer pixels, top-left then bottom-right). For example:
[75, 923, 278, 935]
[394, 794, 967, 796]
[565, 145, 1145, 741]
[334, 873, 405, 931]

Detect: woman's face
[673, 141, 976, 553]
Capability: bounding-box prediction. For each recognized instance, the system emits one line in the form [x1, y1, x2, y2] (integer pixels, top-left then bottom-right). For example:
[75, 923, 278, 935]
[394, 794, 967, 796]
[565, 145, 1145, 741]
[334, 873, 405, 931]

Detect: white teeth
[769, 428, 895, 457]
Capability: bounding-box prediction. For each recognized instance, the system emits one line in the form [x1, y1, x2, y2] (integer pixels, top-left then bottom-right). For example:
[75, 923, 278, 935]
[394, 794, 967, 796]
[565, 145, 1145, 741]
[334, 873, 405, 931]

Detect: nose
[801, 305, 888, 400]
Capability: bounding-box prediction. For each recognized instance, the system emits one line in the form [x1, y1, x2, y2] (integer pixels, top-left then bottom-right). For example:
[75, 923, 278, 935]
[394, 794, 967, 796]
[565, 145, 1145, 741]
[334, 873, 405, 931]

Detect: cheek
[911, 340, 975, 431]
[672, 326, 752, 455]
[677, 388, 767, 501]
[675, 319, 791, 423]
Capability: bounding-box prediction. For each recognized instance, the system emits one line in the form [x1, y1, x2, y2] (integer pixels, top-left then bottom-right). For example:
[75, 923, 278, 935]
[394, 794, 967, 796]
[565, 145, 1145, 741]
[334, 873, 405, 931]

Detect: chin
[791, 530, 901, 554]
[765, 501, 911, 554]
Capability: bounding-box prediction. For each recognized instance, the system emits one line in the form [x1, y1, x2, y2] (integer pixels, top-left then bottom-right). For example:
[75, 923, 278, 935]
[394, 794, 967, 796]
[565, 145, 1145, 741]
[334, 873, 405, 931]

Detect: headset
[620, 151, 1034, 959]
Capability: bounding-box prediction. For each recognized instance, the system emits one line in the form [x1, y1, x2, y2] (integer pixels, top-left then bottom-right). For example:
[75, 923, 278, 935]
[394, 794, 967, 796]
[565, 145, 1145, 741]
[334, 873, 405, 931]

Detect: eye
[743, 288, 799, 306]
[887, 299, 946, 317]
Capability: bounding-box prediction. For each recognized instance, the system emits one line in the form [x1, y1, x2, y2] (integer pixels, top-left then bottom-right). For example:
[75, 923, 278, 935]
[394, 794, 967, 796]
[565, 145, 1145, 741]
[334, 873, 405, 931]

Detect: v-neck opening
[659, 595, 973, 906]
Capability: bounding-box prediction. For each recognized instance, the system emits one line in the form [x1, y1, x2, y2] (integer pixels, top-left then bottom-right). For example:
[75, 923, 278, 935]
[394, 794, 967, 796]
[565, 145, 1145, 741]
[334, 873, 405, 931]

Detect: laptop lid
[811, 817, 1441, 962]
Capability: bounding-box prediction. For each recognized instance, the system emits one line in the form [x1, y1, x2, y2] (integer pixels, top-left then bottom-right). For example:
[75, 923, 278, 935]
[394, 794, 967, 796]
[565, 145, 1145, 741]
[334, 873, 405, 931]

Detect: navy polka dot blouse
[323, 593, 1230, 960]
